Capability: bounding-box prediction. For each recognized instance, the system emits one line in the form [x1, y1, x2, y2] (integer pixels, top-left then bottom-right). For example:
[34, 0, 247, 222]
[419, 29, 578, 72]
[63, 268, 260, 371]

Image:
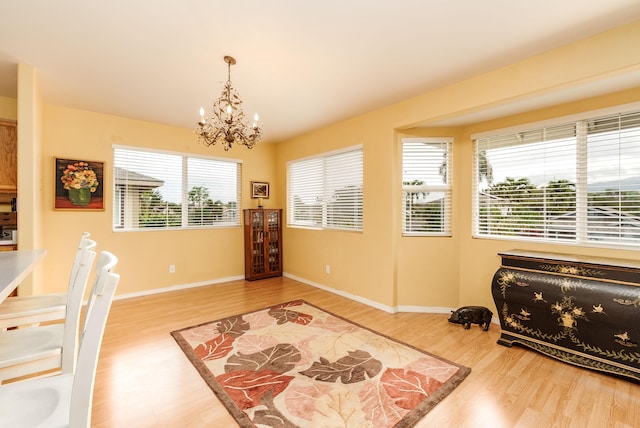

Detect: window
[402, 138, 452, 235]
[473, 108, 640, 247]
[287, 146, 363, 231]
[113, 146, 241, 230]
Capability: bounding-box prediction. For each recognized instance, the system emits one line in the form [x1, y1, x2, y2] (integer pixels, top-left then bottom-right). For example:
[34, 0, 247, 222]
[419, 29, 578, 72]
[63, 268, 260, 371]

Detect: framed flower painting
[54, 157, 105, 210]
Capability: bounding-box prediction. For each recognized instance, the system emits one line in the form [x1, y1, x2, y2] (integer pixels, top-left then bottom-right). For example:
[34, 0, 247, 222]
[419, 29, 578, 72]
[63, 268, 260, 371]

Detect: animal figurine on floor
[448, 306, 493, 331]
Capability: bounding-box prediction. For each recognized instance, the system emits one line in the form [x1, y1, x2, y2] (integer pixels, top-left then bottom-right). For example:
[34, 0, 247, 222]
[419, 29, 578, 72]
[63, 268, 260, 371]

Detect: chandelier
[197, 55, 262, 151]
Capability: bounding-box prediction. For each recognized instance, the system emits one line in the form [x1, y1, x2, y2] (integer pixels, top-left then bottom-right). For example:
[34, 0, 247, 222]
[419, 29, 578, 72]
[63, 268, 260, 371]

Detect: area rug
[171, 300, 470, 427]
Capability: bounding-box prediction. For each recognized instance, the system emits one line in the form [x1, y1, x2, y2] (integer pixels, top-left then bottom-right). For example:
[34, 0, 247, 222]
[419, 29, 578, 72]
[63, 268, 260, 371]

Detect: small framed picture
[54, 157, 105, 210]
[251, 181, 270, 199]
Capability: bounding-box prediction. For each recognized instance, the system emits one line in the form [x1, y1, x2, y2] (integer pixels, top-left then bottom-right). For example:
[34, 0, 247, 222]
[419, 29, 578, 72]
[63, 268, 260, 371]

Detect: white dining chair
[0, 239, 101, 383]
[0, 232, 95, 330]
[0, 251, 119, 428]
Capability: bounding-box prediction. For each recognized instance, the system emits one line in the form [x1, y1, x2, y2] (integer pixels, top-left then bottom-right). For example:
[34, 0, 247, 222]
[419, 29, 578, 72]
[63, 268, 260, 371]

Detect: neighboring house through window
[114, 167, 164, 229]
[287, 145, 363, 231]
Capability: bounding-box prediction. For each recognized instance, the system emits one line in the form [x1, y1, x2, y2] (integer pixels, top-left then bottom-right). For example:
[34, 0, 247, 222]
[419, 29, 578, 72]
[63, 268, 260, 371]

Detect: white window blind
[402, 138, 452, 235]
[473, 109, 640, 247]
[586, 111, 640, 244]
[113, 146, 241, 230]
[288, 146, 363, 231]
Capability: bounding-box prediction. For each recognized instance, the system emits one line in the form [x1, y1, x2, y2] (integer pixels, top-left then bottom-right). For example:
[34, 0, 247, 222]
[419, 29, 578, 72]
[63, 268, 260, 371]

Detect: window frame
[402, 137, 453, 237]
[472, 104, 640, 249]
[287, 145, 363, 232]
[112, 145, 242, 231]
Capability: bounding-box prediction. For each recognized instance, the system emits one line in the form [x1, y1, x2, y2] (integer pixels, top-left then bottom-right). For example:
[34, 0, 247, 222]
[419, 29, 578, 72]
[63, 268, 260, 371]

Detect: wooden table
[0, 249, 46, 303]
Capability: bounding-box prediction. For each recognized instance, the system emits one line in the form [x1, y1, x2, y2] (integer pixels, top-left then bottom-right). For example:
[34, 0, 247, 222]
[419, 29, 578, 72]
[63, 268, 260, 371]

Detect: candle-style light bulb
[199, 107, 205, 124]
[226, 104, 232, 114]
[252, 113, 259, 129]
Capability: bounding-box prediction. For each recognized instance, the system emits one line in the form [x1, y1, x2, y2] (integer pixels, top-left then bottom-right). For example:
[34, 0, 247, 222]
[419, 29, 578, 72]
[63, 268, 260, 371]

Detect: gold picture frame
[54, 157, 105, 211]
[251, 181, 270, 199]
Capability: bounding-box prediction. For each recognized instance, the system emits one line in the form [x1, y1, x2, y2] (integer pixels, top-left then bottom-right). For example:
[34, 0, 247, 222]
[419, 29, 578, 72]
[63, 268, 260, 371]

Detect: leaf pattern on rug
[179, 323, 220, 343]
[216, 315, 251, 338]
[194, 332, 235, 361]
[380, 367, 444, 410]
[311, 388, 367, 427]
[272, 300, 304, 309]
[216, 369, 295, 410]
[289, 335, 317, 369]
[172, 300, 470, 428]
[234, 334, 281, 356]
[310, 316, 359, 334]
[405, 357, 463, 383]
[225, 343, 302, 374]
[359, 379, 406, 426]
[244, 309, 280, 331]
[253, 389, 299, 428]
[283, 383, 333, 421]
[299, 350, 383, 383]
[268, 306, 314, 326]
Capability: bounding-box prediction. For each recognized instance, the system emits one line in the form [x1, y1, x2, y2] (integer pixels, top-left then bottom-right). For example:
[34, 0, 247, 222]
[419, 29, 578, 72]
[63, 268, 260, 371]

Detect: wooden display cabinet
[243, 209, 282, 281]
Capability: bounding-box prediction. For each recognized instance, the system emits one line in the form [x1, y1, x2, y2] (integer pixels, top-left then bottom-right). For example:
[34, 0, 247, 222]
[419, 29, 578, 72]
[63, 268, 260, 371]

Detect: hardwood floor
[91, 276, 640, 427]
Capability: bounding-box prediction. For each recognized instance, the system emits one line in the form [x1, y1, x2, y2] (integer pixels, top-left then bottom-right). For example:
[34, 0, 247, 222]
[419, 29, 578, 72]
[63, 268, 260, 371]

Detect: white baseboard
[113, 275, 245, 301]
[284, 272, 399, 313]
[396, 305, 456, 314]
[112, 272, 498, 325]
[284, 272, 462, 315]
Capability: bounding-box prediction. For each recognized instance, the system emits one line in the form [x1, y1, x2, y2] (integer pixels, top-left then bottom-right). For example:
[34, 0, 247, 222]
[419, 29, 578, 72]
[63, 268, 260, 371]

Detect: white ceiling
[1, 1, 640, 142]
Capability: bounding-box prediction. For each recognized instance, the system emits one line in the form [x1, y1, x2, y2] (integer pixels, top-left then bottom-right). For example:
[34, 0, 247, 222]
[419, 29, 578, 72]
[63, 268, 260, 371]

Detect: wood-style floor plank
[90, 277, 640, 427]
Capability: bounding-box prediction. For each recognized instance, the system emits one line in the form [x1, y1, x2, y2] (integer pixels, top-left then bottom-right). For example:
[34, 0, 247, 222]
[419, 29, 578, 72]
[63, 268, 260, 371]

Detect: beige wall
[395, 127, 463, 310]
[0, 96, 17, 120]
[276, 114, 399, 308]
[38, 105, 277, 296]
[11, 19, 640, 312]
[455, 88, 640, 311]
[276, 19, 640, 312]
[16, 64, 45, 294]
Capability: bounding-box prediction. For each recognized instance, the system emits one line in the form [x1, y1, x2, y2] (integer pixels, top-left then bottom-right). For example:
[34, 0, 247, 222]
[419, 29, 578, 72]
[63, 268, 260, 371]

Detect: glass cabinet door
[267, 210, 280, 272]
[244, 209, 282, 280]
[251, 211, 265, 274]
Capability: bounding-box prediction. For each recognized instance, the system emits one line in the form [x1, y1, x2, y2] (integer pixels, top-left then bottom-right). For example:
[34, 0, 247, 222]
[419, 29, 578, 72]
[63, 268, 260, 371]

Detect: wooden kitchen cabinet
[243, 209, 282, 281]
[0, 121, 17, 192]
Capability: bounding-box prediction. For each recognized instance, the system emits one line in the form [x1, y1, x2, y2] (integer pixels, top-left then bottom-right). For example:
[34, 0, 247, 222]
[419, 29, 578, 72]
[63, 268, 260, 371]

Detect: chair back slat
[65, 232, 93, 300]
[60, 236, 97, 374]
[69, 251, 119, 428]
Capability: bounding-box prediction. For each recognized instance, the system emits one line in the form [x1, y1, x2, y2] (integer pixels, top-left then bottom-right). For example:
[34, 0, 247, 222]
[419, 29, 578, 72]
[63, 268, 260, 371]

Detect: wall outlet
[169, 264, 175, 274]
[325, 265, 331, 274]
